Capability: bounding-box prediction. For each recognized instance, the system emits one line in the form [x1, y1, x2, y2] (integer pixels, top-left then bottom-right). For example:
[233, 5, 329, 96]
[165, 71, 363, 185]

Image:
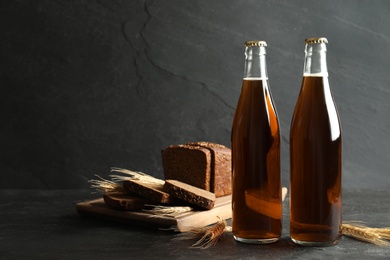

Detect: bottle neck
[303, 43, 328, 77]
[243, 46, 268, 80]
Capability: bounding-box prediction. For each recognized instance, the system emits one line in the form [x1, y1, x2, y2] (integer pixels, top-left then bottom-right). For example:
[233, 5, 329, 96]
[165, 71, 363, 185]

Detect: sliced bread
[103, 192, 152, 211]
[123, 180, 179, 205]
[163, 179, 216, 210]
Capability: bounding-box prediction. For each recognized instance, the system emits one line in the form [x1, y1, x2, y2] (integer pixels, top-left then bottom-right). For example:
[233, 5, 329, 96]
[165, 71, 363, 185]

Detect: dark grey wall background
[1, 0, 389, 189]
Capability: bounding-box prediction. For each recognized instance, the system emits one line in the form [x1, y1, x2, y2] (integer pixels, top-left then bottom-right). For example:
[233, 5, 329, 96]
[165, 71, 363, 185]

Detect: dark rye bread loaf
[103, 192, 152, 211]
[186, 142, 231, 197]
[164, 180, 216, 210]
[123, 180, 179, 205]
[161, 144, 212, 191]
[161, 142, 231, 197]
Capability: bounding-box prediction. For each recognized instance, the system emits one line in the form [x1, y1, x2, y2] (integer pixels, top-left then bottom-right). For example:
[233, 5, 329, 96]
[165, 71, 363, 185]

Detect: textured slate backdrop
[1, 0, 389, 189]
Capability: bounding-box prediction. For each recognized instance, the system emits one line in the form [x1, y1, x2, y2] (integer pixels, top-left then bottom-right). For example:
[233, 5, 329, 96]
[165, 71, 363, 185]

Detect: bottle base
[291, 237, 340, 247]
[233, 236, 279, 244]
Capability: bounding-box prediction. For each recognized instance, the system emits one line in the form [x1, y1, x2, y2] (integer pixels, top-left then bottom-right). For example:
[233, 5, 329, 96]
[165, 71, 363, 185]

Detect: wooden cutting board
[76, 195, 232, 232]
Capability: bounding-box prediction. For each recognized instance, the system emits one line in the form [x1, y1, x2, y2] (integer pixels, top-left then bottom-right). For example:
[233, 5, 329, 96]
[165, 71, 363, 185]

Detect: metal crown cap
[305, 37, 328, 44]
[245, 41, 267, 47]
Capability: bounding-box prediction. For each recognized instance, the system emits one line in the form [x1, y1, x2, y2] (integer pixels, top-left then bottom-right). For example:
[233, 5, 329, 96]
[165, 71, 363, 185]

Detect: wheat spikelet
[88, 175, 125, 194]
[341, 222, 390, 246]
[369, 228, 390, 240]
[144, 205, 193, 217]
[192, 218, 228, 249]
[110, 167, 164, 185]
[172, 217, 231, 249]
[88, 167, 164, 194]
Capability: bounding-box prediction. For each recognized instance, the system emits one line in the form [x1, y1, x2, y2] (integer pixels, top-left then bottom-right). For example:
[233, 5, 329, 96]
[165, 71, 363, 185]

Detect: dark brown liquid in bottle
[231, 79, 282, 241]
[290, 76, 342, 245]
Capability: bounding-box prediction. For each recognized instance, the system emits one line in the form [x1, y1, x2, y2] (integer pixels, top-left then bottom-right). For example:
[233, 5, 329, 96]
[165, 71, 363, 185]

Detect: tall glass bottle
[290, 37, 342, 246]
[231, 41, 282, 244]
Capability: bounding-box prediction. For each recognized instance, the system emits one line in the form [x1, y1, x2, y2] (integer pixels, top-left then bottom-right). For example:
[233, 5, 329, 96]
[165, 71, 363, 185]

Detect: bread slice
[186, 142, 231, 197]
[161, 144, 212, 191]
[103, 192, 152, 211]
[164, 180, 216, 210]
[123, 180, 179, 205]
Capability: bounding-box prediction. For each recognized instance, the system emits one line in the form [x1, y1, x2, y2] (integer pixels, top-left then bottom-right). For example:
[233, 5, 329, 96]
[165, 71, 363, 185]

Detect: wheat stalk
[110, 167, 164, 185]
[88, 167, 164, 194]
[88, 175, 126, 194]
[192, 218, 229, 249]
[144, 205, 193, 217]
[341, 222, 390, 246]
[172, 217, 231, 249]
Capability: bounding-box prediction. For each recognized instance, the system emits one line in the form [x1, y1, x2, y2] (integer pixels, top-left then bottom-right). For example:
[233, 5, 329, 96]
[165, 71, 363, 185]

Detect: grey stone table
[1, 189, 389, 259]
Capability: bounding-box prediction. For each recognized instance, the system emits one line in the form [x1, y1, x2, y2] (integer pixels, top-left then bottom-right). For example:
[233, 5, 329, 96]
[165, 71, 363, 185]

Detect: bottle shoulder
[233, 80, 280, 133]
[290, 77, 341, 140]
